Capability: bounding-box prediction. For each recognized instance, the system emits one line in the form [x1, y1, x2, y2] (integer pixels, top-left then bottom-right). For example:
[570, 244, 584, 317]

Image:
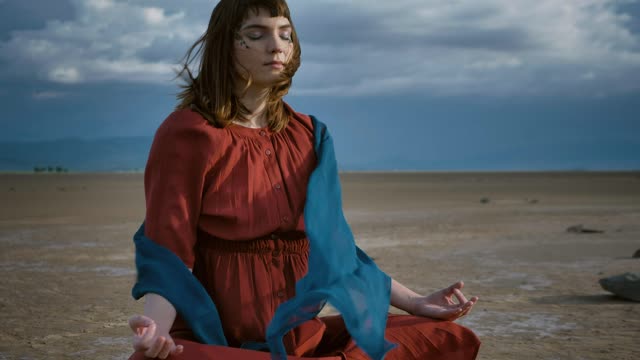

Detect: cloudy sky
[1, 0, 639, 170]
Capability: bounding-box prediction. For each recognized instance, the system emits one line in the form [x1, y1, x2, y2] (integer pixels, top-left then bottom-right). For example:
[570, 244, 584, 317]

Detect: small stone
[480, 197, 490, 204]
[633, 249, 640, 258]
[566, 225, 583, 233]
[566, 224, 604, 234]
[599, 272, 640, 302]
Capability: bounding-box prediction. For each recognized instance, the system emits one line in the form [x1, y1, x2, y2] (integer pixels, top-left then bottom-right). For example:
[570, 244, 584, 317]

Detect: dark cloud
[616, 0, 640, 39]
[0, 0, 638, 97]
[0, 0, 75, 41]
[294, 3, 535, 52]
[420, 26, 537, 51]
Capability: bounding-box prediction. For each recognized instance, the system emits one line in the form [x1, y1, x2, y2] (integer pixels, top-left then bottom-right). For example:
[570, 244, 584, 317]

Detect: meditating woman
[128, 0, 481, 359]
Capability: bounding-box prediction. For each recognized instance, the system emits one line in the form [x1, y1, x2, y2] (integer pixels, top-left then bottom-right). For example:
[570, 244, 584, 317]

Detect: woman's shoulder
[159, 107, 217, 132]
[155, 107, 225, 144]
[148, 108, 230, 168]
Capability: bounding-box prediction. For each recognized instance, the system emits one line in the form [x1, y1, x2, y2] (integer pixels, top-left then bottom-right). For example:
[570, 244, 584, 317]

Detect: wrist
[402, 294, 419, 315]
[390, 279, 421, 314]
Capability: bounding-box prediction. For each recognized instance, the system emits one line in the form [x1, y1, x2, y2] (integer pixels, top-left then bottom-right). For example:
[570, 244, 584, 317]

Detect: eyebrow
[240, 24, 292, 31]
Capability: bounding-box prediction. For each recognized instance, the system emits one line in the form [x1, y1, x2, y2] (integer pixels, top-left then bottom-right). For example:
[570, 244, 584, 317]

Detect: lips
[265, 61, 284, 66]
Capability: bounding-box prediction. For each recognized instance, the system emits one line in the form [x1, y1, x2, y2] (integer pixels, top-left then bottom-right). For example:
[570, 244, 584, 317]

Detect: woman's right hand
[129, 314, 184, 359]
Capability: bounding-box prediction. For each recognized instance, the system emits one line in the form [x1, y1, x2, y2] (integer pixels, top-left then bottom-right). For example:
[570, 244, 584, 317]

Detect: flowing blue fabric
[132, 115, 395, 359]
[132, 223, 228, 346]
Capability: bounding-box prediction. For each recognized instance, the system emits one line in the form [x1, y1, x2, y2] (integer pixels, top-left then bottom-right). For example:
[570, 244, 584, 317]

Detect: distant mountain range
[0, 136, 638, 172]
[0, 137, 153, 172]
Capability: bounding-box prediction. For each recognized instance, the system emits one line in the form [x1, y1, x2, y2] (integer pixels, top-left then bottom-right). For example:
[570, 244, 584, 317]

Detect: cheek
[284, 43, 295, 60]
[234, 48, 257, 68]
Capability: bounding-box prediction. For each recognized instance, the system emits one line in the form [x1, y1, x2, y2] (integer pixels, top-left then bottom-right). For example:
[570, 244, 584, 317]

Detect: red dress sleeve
[143, 110, 217, 268]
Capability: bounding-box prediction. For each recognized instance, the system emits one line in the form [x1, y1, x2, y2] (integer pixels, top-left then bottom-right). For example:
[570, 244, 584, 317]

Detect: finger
[444, 305, 468, 321]
[458, 302, 474, 318]
[459, 305, 472, 317]
[450, 280, 464, 290]
[135, 326, 146, 338]
[459, 297, 478, 316]
[145, 336, 166, 358]
[157, 337, 174, 359]
[129, 315, 153, 332]
[443, 307, 466, 320]
[137, 322, 156, 349]
[133, 333, 154, 352]
[173, 344, 184, 355]
[453, 288, 469, 304]
[463, 296, 478, 311]
[444, 281, 463, 295]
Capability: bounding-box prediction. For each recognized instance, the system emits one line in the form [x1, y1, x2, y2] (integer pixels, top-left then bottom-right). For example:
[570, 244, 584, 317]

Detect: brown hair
[175, 0, 301, 132]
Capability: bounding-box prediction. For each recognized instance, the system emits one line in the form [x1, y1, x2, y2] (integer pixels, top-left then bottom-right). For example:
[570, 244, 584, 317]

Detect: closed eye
[245, 32, 292, 41]
[246, 32, 262, 40]
[281, 32, 292, 41]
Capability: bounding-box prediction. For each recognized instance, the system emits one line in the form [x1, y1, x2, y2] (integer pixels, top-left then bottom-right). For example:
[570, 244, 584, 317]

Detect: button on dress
[132, 103, 480, 359]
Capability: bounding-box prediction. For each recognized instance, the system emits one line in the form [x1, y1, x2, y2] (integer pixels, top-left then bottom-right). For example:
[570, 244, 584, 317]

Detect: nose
[270, 42, 284, 54]
[267, 34, 286, 54]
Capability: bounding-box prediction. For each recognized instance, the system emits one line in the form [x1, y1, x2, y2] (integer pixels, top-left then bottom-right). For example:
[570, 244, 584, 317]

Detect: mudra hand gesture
[409, 281, 478, 321]
[129, 314, 184, 359]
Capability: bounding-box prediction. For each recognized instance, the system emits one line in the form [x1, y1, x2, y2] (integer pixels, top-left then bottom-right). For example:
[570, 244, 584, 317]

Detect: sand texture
[1, 172, 639, 360]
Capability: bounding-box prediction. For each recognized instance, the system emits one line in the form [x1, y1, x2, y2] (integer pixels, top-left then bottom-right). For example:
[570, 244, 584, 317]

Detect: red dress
[130, 104, 480, 359]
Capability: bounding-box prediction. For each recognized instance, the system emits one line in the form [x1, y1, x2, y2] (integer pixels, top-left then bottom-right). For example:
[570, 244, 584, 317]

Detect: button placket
[271, 238, 282, 267]
[262, 140, 287, 226]
[262, 141, 292, 229]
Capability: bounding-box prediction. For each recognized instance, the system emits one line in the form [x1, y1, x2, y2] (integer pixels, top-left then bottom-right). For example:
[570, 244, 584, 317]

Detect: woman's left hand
[409, 281, 478, 321]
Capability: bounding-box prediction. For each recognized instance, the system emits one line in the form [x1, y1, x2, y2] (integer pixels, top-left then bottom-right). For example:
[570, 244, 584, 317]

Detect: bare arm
[390, 278, 421, 314]
[140, 265, 193, 333]
[142, 293, 178, 335]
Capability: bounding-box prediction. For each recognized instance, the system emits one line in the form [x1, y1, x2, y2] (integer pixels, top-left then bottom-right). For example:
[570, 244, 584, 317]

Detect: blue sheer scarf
[132, 115, 395, 359]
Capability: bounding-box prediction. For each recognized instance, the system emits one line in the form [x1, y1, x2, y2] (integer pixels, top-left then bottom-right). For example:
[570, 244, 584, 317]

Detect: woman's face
[233, 7, 294, 89]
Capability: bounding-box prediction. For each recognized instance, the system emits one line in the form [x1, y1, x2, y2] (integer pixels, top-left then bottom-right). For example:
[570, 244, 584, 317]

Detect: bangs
[243, 0, 291, 19]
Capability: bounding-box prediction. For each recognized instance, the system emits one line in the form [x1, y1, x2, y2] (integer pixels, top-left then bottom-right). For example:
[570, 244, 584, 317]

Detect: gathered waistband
[196, 229, 309, 254]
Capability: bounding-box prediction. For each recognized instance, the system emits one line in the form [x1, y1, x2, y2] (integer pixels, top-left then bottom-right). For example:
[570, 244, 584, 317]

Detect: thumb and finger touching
[133, 322, 157, 351]
[129, 316, 184, 358]
[129, 315, 154, 332]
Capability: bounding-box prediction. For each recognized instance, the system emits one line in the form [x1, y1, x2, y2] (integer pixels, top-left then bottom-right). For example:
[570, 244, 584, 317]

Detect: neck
[235, 84, 270, 128]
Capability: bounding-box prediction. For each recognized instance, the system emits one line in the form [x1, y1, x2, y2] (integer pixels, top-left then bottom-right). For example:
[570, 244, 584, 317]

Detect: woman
[128, 0, 480, 359]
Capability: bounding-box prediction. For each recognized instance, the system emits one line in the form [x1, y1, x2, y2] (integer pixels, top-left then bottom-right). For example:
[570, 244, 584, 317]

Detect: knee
[384, 315, 481, 359]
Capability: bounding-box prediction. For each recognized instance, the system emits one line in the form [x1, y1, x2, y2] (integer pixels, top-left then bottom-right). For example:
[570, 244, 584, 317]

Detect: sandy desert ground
[0, 172, 639, 360]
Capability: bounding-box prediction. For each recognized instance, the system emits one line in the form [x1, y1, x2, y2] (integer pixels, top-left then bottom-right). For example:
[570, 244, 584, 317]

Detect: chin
[254, 76, 285, 88]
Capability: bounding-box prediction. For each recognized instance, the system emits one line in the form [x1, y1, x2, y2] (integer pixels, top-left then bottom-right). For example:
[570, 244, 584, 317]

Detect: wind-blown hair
[175, 0, 301, 132]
